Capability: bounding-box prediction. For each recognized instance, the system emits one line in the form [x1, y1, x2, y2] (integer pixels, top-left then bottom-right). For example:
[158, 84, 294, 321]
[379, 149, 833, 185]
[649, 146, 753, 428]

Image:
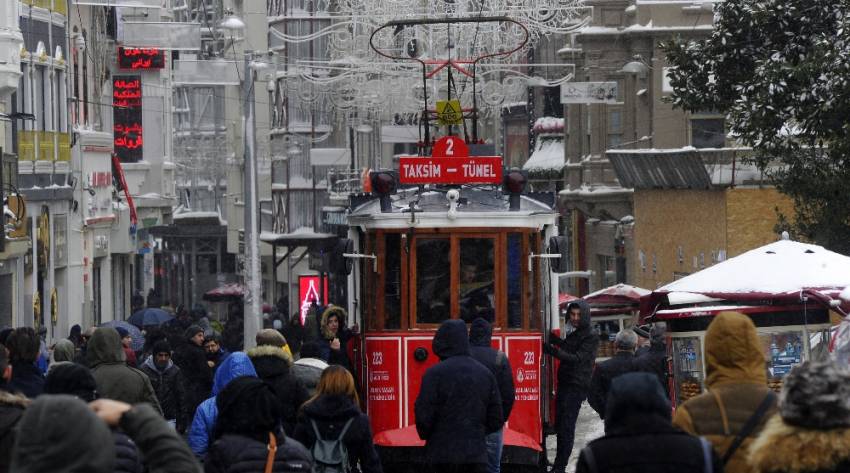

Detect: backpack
[310, 417, 355, 473]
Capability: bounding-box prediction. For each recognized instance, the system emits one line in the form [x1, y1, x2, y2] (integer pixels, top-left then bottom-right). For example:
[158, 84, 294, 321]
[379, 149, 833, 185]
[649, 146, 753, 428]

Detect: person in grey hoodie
[88, 328, 163, 415]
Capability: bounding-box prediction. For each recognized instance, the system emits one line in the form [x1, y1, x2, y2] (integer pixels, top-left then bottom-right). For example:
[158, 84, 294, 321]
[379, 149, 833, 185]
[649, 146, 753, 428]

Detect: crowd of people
[3, 299, 850, 473]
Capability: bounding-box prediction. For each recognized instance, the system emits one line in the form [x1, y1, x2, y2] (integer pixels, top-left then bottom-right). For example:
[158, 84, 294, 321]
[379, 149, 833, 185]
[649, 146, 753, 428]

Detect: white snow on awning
[523, 137, 565, 173]
[659, 239, 850, 295]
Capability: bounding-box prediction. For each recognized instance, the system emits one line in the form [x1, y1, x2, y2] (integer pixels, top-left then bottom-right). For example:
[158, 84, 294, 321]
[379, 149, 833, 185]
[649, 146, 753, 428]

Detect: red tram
[339, 143, 564, 471]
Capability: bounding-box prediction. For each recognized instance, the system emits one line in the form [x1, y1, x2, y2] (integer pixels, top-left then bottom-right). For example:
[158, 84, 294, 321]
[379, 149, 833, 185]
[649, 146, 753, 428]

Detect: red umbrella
[203, 283, 245, 302]
[559, 293, 579, 307]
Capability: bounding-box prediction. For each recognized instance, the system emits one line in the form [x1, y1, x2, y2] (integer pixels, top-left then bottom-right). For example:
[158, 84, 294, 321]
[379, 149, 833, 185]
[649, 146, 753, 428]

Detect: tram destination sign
[398, 136, 503, 185]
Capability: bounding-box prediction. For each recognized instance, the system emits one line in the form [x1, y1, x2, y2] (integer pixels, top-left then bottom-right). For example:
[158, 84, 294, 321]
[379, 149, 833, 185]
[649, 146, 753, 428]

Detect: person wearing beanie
[247, 340, 309, 435]
[87, 328, 163, 415]
[749, 360, 850, 473]
[255, 328, 294, 359]
[204, 376, 313, 472]
[188, 352, 258, 457]
[11, 395, 201, 473]
[672, 312, 777, 473]
[140, 339, 189, 433]
[115, 327, 138, 368]
[291, 341, 328, 396]
[576, 372, 721, 473]
[173, 325, 213, 419]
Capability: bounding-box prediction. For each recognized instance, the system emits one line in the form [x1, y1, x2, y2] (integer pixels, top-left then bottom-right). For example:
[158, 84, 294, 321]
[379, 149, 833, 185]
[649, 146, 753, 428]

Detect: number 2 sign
[432, 136, 469, 158]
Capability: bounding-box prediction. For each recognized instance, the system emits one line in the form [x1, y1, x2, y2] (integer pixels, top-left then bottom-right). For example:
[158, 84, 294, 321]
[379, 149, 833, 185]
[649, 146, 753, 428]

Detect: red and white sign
[398, 136, 503, 185]
[299, 275, 329, 325]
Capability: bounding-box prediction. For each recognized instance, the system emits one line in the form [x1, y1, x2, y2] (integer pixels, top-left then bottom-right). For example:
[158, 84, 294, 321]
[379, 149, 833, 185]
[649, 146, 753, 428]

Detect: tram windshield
[363, 229, 546, 331]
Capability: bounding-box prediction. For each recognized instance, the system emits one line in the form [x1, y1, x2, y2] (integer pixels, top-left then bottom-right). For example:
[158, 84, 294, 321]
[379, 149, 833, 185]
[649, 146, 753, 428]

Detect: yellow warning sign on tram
[436, 99, 463, 126]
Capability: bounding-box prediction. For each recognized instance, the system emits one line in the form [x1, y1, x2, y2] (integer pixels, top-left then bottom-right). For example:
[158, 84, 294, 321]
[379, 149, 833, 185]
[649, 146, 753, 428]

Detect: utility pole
[243, 51, 262, 350]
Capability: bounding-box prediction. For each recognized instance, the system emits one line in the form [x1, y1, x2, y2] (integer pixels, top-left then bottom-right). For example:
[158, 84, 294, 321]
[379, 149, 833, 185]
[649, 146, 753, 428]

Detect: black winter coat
[139, 356, 189, 432]
[7, 362, 44, 399]
[635, 340, 669, 397]
[545, 300, 598, 394]
[577, 372, 722, 473]
[468, 318, 515, 422]
[247, 346, 310, 434]
[0, 390, 28, 473]
[113, 431, 143, 473]
[414, 319, 503, 466]
[587, 351, 637, 419]
[292, 394, 383, 473]
[204, 432, 313, 473]
[173, 342, 213, 416]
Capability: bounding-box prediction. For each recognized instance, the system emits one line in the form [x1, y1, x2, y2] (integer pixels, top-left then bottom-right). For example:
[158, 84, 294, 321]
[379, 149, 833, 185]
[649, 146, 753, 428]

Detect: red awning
[203, 283, 245, 302]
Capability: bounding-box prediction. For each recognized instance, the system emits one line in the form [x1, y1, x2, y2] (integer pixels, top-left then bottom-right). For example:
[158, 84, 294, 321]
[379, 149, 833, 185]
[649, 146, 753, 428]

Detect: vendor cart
[642, 238, 850, 406]
[582, 284, 650, 359]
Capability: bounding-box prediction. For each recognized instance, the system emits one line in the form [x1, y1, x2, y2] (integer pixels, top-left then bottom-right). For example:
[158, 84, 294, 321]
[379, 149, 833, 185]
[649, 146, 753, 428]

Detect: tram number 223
[523, 351, 535, 365]
[372, 352, 384, 366]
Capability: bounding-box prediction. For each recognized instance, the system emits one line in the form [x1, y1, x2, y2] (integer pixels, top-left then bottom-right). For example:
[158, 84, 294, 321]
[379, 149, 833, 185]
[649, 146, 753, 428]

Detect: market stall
[642, 238, 850, 405]
[580, 284, 650, 359]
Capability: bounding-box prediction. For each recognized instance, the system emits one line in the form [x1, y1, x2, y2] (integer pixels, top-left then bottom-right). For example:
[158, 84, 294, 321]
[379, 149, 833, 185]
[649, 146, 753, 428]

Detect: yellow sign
[436, 99, 463, 126]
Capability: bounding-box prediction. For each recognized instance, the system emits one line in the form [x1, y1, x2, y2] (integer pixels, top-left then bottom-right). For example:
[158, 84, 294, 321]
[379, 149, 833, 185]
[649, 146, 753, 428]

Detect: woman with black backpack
[292, 366, 383, 473]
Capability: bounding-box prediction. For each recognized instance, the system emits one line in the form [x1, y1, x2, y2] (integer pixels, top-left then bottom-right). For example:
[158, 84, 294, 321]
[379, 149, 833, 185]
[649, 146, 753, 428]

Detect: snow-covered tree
[663, 0, 850, 253]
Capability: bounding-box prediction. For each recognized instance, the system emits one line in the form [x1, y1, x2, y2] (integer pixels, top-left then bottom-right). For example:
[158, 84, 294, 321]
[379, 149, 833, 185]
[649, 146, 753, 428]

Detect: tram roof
[348, 187, 557, 229]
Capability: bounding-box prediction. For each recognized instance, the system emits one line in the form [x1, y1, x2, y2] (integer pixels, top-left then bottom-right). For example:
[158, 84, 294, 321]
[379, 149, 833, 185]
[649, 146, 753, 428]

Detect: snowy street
[546, 401, 605, 472]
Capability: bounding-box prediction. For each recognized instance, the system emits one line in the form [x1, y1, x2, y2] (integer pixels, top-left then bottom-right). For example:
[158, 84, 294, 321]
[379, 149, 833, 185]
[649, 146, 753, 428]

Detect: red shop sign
[298, 275, 329, 325]
[399, 136, 502, 185]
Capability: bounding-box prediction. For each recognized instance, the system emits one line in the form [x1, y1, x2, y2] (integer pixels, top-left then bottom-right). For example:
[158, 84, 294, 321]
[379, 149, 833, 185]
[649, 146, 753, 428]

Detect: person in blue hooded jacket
[187, 352, 257, 457]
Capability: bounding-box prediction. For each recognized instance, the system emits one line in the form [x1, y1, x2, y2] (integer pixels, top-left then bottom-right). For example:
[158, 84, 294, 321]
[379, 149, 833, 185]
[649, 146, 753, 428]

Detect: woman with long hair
[293, 366, 382, 473]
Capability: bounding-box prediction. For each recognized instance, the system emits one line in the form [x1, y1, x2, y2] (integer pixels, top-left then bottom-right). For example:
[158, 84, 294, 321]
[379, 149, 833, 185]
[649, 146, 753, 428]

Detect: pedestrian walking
[139, 340, 189, 432]
[11, 395, 201, 473]
[749, 360, 850, 473]
[635, 322, 669, 396]
[255, 328, 294, 359]
[468, 317, 515, 473]
[74, 326, 96, 365]
[43, 362, 144, 473]
[292, 341, 329, 396]
[188, 352, 258, 457]
[87, 327, 163, 415]
[293, 365, 383, 473]
[414, 319, 503, 473]
[576, 372, 722, 473]
[115, 327, 138, 367]
[205, 376, 313, 473]
[587, 329, 638, 419]
[248, 340, 309, 434]
[4, 328, 45, 398]
[173, 325, 214, 417]
[48, 338, 76, 373]
[0, 344, 29, 473]
[204, 334, 230, 371]
[542, 300, 598, 473]
[672, 311, 777, 473]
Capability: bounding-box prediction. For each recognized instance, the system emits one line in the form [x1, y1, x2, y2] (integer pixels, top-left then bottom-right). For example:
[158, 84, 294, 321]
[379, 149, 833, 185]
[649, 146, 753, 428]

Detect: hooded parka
[0, 390, 29, 473]
[246, 345, 310, 434]
[672, 311, 777, 473]
[187, 352, 258, 457]
[468, 318, 515, 422]
[414, 319, 503, 466]
[576, 372, 722, 473]
[545, 300, 599, 393]
[87, 328, 163, 415]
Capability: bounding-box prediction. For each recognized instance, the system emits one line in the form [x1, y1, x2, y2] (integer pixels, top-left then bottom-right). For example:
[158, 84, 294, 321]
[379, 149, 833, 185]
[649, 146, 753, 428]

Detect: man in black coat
[576, 372, 721, 473]
[587, 329, 637, 419]
[4, 328, 44, 398]
[172, 325, 212, 420]
[415, 319, 503, 473]
[635, 322, 670, 398]
[140, 340, 189, 433]
[469, 318, 515, 473]
[0, 344, 29, 473]
[543, 300, 599, 473]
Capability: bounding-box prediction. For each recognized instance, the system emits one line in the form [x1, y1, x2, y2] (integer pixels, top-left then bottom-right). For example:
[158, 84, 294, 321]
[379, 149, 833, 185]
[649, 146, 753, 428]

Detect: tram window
[459, 238, 495, 324]
[416, 238, 451, 325]
[384, 233, 401, 329]
[507, 233, 522, 328]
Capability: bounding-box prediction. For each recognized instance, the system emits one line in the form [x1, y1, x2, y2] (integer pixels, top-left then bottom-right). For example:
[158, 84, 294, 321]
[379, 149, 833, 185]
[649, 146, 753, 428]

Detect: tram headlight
[503, 169, 528, 211]
[370, 171, 397, 213]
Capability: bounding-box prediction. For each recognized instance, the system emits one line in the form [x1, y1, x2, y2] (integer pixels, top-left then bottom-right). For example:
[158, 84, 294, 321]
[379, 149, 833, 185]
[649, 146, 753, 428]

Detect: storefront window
[458, 238, 495, 323]
[416, 238, 450, 325]
[592, 319, 620, 358]
[758, 331, 804, 392]
[673, 337, 704, 403]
